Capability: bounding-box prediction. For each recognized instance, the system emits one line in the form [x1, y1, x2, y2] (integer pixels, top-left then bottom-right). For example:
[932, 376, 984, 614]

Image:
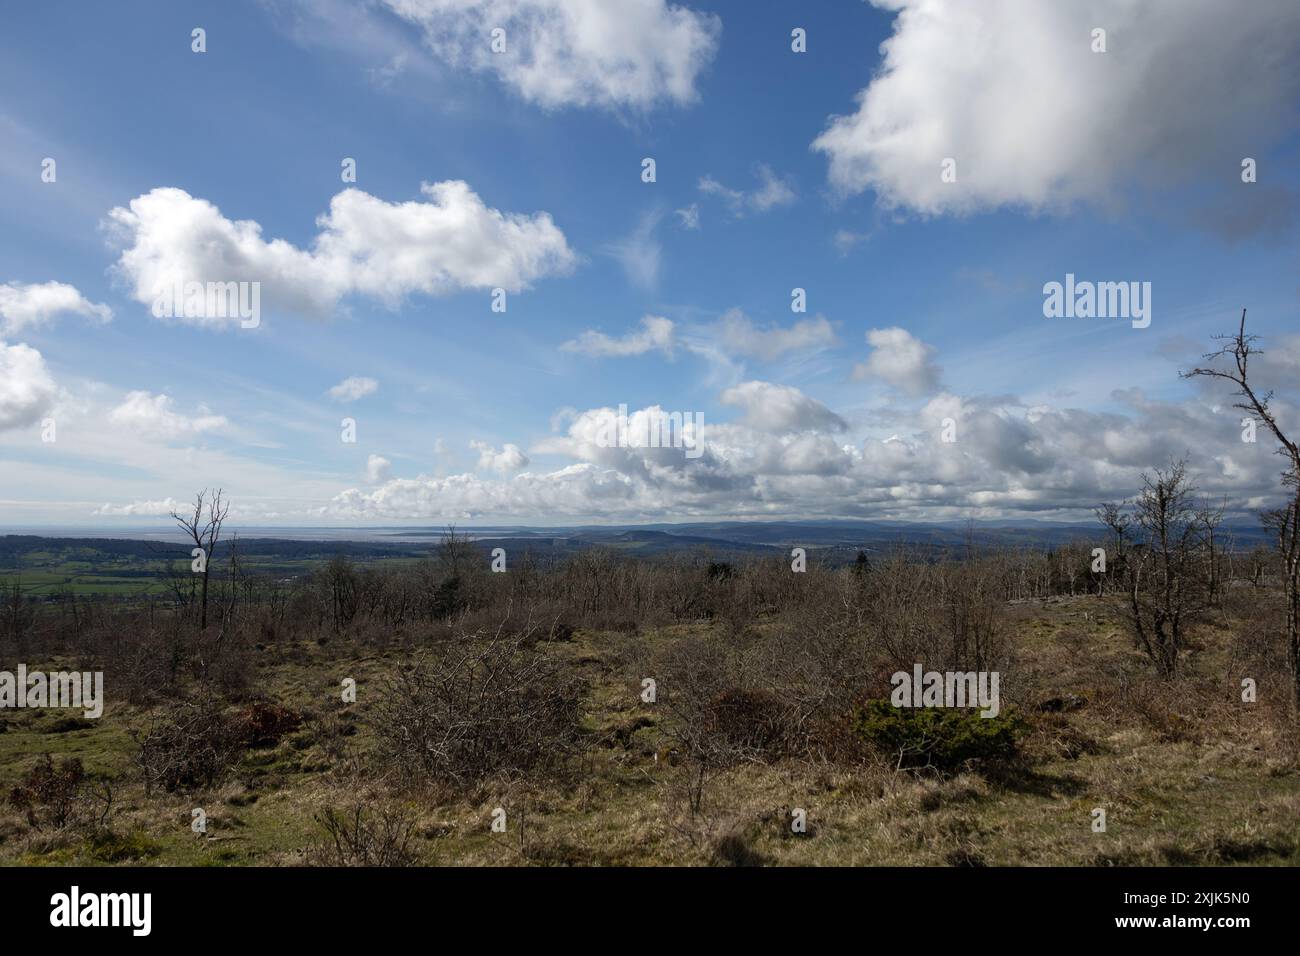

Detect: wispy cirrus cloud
[698, 164, 796, 216]
[602, 208, 663, 290]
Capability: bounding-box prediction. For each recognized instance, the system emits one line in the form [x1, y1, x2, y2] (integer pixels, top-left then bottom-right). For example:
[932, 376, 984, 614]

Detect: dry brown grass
[2, 573, 1299, 866]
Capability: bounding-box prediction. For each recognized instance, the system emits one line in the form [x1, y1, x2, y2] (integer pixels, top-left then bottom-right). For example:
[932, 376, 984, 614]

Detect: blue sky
[1, 0, 1298, 526]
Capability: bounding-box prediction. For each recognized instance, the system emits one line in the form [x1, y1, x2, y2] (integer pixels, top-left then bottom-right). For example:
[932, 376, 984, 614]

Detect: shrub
[702, 688, 792, 754]
[429, 575, 467, 620]
[195, 629, 254, 698]
[655, 624, 874, 768]
[310, 804, 418, 866]
[9, 755, 85, 829]
[372, 626, 585, 789]
[851, 699, 1026, 771]
[238, 701, 304, 747]
[711, 829, 769, 867]
[98, 621, 186, 705]
[706, 562, 735, 581]
[132, 692, 244, 793]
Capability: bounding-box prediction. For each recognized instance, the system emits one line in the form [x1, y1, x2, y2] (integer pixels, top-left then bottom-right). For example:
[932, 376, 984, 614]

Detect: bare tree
[1094, 501, 1132, 594]
[320, 554, 360, 632]
[435, 524, 475, 578]
[0, 576, 38, 645]
[164, 558, 197, 612]
[1183, 309, 1300, 709]
[1196, 497, 1227, 606]
[1113, 461, 1210, 677]
[1247, 544, 1272, 589]
[171, 489, 229, 629]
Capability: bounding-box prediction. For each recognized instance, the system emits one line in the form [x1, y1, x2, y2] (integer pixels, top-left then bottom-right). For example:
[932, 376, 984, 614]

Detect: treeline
[1, 519, 1287, 675]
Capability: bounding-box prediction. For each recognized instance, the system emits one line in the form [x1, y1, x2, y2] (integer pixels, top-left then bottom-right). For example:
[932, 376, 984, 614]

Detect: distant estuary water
[0, 526, 481, 544]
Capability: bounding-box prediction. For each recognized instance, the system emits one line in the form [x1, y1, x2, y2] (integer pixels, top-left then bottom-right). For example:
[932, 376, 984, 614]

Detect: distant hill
[1, 518, 1274, 575]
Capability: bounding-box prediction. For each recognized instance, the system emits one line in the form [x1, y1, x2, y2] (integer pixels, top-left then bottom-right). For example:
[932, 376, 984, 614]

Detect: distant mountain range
[438, 519, 1272, 560]
[2, 518, 1274, 568]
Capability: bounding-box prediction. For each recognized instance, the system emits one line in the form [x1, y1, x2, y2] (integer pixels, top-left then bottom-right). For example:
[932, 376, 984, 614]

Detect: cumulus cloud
[92, 497, 183, 517]
[853, 327, 943, 396]
[716, 310, 837, 361]
[561, 315, 675, 358]
[366, 454, 392, 483]
[330, 465, 634, 519]
[322, 369, 1298, 522]
[0, 340, 57, 431]
[336, 404, 731, 520]
[534, 404, 711, 472]
[106, 181, 575, 326]
[813, 0, 1300, 215]
[107, 391, 228, 440]
[1253, 333, 1300, 383]
[381, 0, 721, 110]
[719, 381, 848, 433]
[698, 164, 796, 216]
[0, 281, 112, 334]
[470, 439, 530, 473]
[329, 376, 379, 402]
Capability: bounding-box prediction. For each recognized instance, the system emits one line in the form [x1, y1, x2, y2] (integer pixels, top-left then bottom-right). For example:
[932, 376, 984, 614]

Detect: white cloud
[107, 391, 229, 440]
[749, 165, 797, 211]
[1254, 333, 1300, 382]
[330, 464, 638, 519]
[698, 164, 796, 215]
[0, 281, 112, 334]
[92, 497, 182, 517]
[604, 209, 662, 289]
[716, 310, 837, 361]
[853, 327, 943, 396]
[0, 370, 352, 523]
[813, 0, 1300, 215]
[382, 0, 721, 110]
[697, 176, 743, 209]
[675, 203, 700, 230]
[367, 53, 408, 88]
[106, 181, 576, 326]
[561, 315, 675, 358]
[534, 404, 710, 473]
[470, 439, 530, 473]
[329, 376, 379, 402]
[366, 454, 392, 483]
[0, 340, 57, 431]
[833, 229, 873, 255]
[719, 381, 848, 433]
[322, 370, 1299, 522]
